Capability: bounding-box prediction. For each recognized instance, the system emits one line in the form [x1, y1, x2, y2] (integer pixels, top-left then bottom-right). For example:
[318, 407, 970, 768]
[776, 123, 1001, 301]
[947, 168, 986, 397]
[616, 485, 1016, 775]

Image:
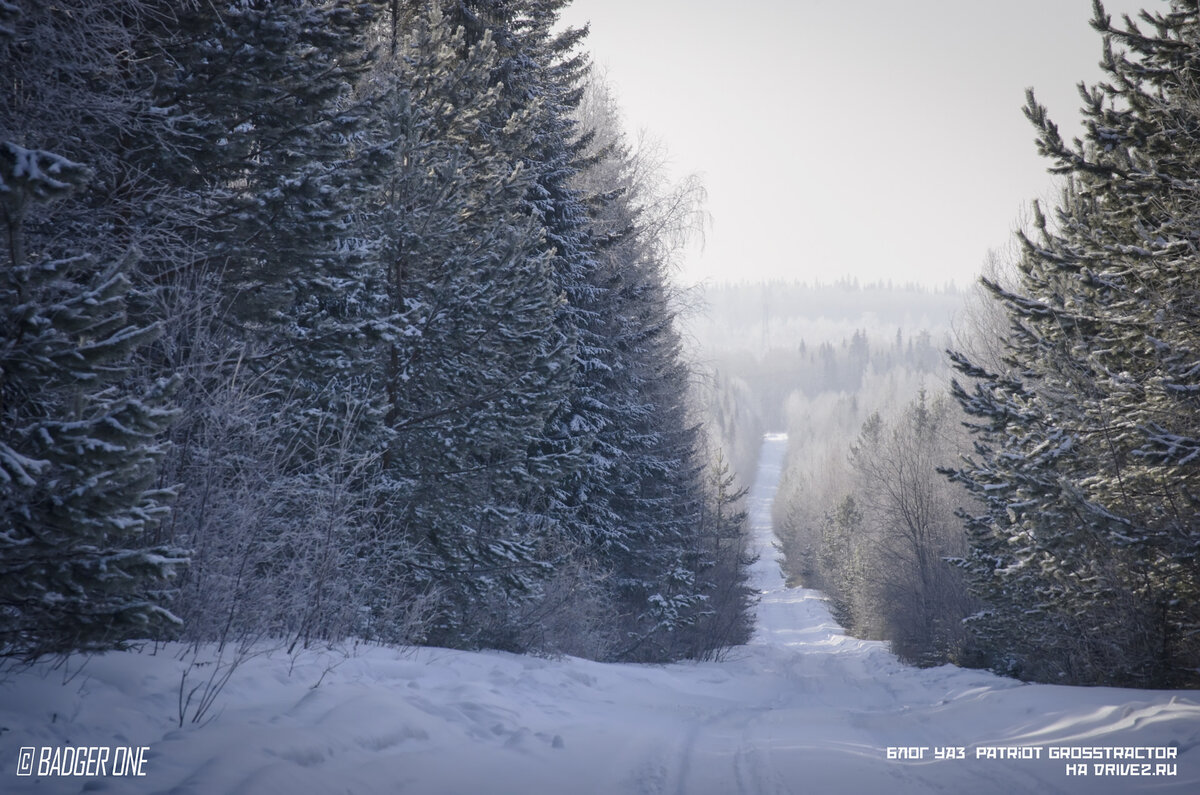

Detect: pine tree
[0, 142, 185, 660]
[947, 0, 1200, 686]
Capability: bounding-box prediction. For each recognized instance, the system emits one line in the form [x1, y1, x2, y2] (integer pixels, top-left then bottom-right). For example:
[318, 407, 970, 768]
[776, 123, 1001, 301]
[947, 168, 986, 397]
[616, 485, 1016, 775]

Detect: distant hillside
[682, 280, 968, 430]
[683, 280, 965, 357]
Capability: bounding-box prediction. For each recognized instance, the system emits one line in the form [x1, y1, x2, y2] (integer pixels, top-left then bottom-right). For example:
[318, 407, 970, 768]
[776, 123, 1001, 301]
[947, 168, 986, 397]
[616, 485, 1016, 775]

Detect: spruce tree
[0, 142, 185, 660]
[133, 0, 395, 646]
[440, 0, 610, 541]
[570, 73, 745, 661]
[367, 6, 575, 647]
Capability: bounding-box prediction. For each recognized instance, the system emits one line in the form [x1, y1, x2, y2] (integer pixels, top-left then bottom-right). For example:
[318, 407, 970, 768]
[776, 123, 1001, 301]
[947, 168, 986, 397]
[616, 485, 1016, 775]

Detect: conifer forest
[2, 0, 1199, 694]
[0, 0, 752, 666]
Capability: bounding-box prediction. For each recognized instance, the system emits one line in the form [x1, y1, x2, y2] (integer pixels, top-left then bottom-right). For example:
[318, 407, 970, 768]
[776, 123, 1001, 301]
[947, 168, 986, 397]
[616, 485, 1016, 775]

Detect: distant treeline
[715, 328, 948, 430]
[685, 280, 956, 430]
[687, 280, 962, 359]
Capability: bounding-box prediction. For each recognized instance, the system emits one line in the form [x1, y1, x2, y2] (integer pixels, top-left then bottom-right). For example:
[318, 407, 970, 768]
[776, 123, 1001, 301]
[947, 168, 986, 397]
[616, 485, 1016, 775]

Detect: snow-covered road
[645, 434, 1200, 794]
[3, 434, 1198, 794]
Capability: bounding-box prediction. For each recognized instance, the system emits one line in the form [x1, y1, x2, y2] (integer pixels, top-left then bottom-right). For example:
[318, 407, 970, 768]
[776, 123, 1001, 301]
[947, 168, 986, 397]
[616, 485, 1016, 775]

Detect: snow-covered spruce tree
[394, 0, 636, 653]
[134, 0, 398, 647]
[815, 494, 869, 630]
[570, 72, 749, 661]
[0, 1, 218, 452]
[438, 1, 610, 539]
[697, 370, 764, 500]
[689, 451, 757, 658]
[375, 2, 744, 660]
[0, 143, 185, 660]
[946, 0, 1200, 686]
[365, 6, 575, 650]
[0, 1, 205, 275]
[145, 0, 387, 426]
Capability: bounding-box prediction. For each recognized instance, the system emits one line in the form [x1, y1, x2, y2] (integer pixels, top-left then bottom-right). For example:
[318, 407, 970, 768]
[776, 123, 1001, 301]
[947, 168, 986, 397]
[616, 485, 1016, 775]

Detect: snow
[2, 434, 1198, 793]
[0, 142, 89, 201]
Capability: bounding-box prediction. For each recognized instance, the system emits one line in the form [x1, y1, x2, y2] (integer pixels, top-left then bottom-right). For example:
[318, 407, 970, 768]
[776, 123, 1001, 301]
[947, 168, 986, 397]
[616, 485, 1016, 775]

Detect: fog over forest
[687, 280, 961, 424]
[686, 280, 961, 488]
[683, 281, 976, 667]
[688, 280, 963, 363]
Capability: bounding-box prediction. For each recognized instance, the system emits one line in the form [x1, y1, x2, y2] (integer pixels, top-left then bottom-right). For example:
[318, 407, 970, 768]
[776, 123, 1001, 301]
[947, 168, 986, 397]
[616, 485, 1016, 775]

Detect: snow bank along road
[2, 434, 1199, 794]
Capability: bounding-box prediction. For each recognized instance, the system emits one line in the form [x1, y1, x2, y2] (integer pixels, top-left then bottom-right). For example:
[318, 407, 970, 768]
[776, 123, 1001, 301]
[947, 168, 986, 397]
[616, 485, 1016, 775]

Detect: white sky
[557, 0, 1151, 288]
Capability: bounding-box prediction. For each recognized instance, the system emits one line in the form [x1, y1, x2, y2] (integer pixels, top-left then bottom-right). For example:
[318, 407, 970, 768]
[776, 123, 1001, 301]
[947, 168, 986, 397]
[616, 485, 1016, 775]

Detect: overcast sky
[557, 0, 1151, 288]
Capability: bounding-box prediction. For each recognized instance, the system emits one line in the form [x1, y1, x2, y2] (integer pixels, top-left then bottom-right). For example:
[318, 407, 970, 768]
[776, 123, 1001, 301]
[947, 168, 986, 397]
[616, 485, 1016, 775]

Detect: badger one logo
[14, 746, 150, 777]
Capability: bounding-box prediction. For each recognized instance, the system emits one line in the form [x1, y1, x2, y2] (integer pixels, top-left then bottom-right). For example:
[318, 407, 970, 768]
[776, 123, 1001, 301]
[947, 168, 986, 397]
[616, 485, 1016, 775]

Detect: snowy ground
[2, 434, 1198, 794]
